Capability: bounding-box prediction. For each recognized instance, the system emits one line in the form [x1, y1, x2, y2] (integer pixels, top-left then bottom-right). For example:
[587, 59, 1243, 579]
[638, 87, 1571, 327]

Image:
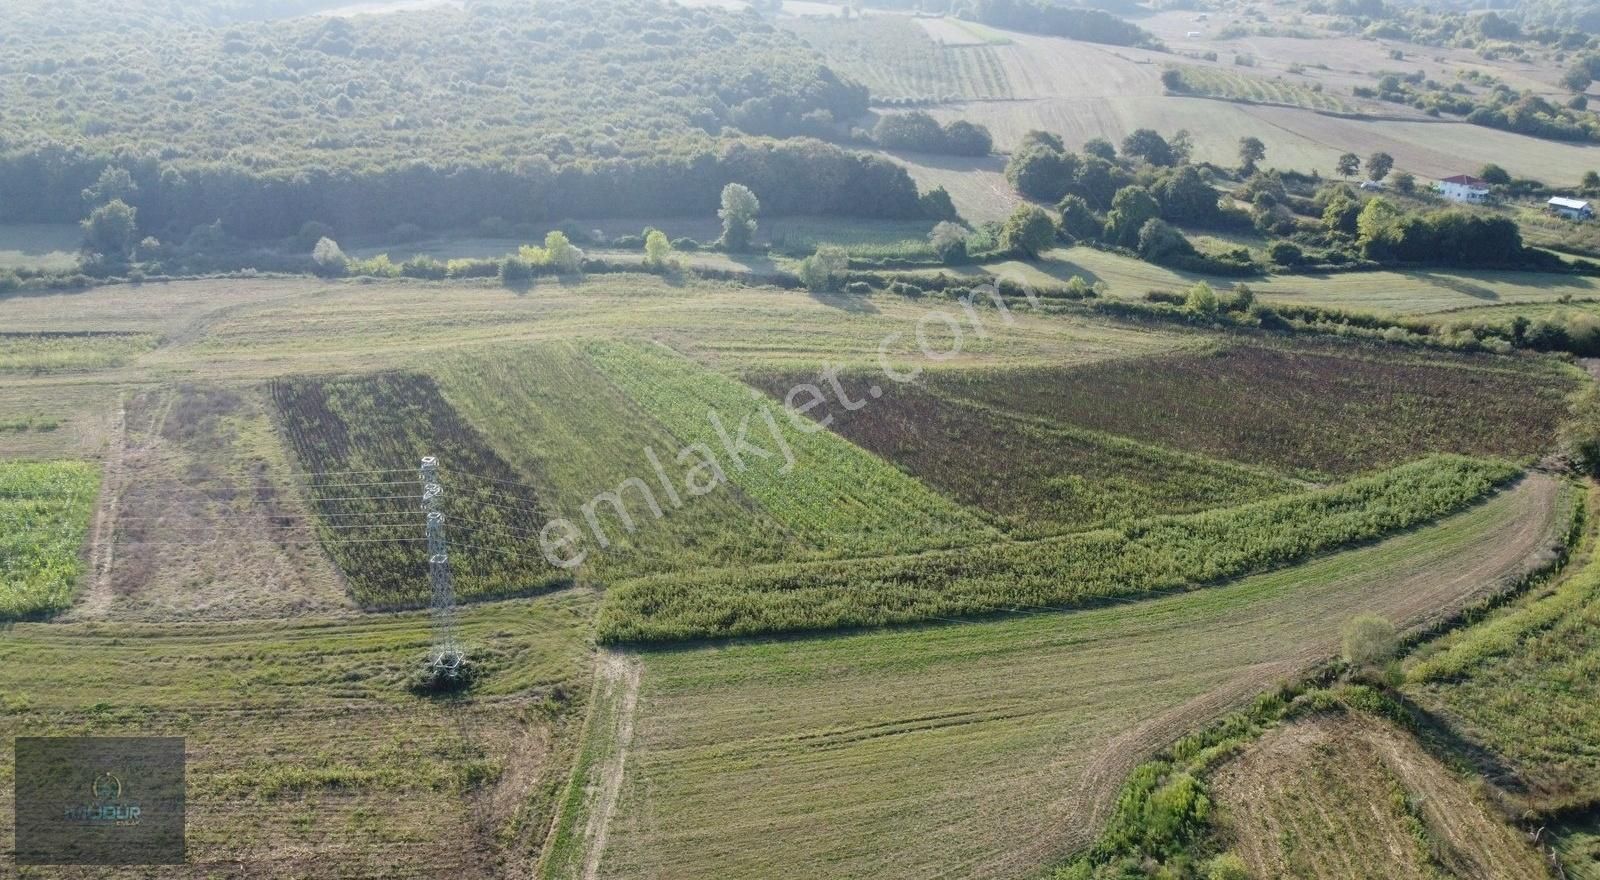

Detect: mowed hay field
[579, 478, 1569, 880]
[0, 592, 596, 879]
[1209, 711, 1550, 880]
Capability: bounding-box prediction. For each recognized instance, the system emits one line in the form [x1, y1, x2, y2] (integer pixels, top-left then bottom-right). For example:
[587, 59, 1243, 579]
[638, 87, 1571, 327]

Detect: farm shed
[1548, 196, 1594, 220]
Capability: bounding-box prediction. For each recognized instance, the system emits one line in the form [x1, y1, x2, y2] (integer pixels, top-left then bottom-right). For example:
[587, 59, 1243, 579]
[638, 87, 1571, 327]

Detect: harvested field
[68, 383, 352, 622]
[927, 344, 1572, 477]
[582, 476, 1567, 880]
[1210, 711, 1549, 880]
[745, 368, 1300, 535]
[271, 372, 564, 608]
[0, 591, 595, 879]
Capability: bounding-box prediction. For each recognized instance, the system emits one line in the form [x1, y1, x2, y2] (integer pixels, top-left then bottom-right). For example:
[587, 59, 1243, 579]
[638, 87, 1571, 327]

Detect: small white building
[1436, 174, 1490, 203]
[1548, 196, 1594, 220]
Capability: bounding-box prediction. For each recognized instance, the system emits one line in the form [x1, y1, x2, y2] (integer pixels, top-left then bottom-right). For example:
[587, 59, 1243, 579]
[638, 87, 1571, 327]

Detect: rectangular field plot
[433, 343, 802, 579]
[588, 478, 1565, 880]
[783, 15, 1015, 103]
[599, 455, 1517, 643]
[79, 384, 353, 622]
[271, 372, 563, 608]
[1171, 65, 1358, 113]
[746, 370, 1300, 535]
[585, 340, 992, 556]
[927, 344, 1573, 478]
[0, 460, 99, 619]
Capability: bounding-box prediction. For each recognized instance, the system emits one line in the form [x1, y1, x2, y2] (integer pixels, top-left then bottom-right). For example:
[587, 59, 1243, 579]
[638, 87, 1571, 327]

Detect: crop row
[270, 373, 562, 608]
[927, 345, 1572, 479]
[745, 370, 1300, 536]
[0, 459, 99, 618]
[1175, 66, 1353, 113]
[584, 341, 990, 555]
[597, 455, 1519, 643]
[787, 17, 1014, 103]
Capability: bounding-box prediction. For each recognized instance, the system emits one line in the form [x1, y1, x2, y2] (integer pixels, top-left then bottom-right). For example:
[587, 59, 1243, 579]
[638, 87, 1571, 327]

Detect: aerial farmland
[5, 0, 1600, 878]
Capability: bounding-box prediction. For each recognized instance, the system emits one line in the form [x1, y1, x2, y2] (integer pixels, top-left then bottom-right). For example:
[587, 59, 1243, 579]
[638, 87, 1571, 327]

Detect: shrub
[1000, 204, 1057, 257]
[644, 229, 674, 269]
[929, 221, 971, 264]
[1268, 241, 1304, 266]
[671, 237, 700, 251]
[798, 245, 849, 291]
[1343, 614, 1398, 667]
[311, 237, 348, 276]
[1208, 853, 1250, 880]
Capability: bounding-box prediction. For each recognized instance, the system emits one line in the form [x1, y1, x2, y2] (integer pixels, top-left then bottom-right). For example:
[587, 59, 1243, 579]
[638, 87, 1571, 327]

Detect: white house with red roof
[1435, 174, 1491, 203]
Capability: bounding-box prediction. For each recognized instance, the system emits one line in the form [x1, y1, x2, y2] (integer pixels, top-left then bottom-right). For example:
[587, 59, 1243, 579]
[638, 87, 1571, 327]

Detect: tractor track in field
[580, 651, 640, 880]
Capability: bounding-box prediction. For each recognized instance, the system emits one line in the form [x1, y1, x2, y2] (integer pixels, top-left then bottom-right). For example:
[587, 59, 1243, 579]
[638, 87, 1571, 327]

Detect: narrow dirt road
[580, 651, 641, 880]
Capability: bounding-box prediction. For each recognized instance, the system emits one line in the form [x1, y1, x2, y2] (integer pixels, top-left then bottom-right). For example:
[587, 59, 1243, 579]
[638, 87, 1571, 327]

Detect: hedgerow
[597, 455, 1519, 643]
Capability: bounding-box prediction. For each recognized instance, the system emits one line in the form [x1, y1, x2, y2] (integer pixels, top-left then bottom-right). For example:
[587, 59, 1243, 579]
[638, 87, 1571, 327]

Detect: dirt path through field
[599, 475, 1568, 880]
[1037, 474, 1564, 868]
[76, 396, 126, 619]
[581, 651, 641, 880]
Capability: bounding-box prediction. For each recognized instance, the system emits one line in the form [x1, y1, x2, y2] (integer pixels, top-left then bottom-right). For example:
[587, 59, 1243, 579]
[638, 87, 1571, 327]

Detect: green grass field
[585, 340, 990, 556]
[434, 342, 802, 579]
[581, 478, 1564, 880]
[0, 460, 100, 619]
[0, 333, 156, 373]
[1018, 247, 1600, 316]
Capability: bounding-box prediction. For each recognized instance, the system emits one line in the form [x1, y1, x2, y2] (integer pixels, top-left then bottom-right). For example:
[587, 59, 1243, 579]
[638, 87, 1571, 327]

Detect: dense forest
[0, 0, 940, 239]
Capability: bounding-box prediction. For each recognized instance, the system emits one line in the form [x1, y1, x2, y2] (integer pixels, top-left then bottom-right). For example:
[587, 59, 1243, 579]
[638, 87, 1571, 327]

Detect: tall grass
[597, 455, 1519, 643]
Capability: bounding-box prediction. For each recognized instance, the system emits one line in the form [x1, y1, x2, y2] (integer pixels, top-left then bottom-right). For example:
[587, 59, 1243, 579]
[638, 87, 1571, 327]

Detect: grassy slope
[0, 459, 100, 618]
[598, 456, 1516, 642]
[1209, 711, 1550, 880]
[0, 592, 595, 878]
[1408, 504, 1600, 813]
[590, 478, 1563, 880]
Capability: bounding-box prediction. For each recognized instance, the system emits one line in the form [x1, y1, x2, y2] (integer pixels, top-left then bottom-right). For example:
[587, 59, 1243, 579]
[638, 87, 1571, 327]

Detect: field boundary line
[580, 652, 639, 880]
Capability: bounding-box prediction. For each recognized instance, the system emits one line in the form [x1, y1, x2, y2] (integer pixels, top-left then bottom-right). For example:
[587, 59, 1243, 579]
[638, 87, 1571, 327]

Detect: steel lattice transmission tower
[420, 456, 466, 682]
